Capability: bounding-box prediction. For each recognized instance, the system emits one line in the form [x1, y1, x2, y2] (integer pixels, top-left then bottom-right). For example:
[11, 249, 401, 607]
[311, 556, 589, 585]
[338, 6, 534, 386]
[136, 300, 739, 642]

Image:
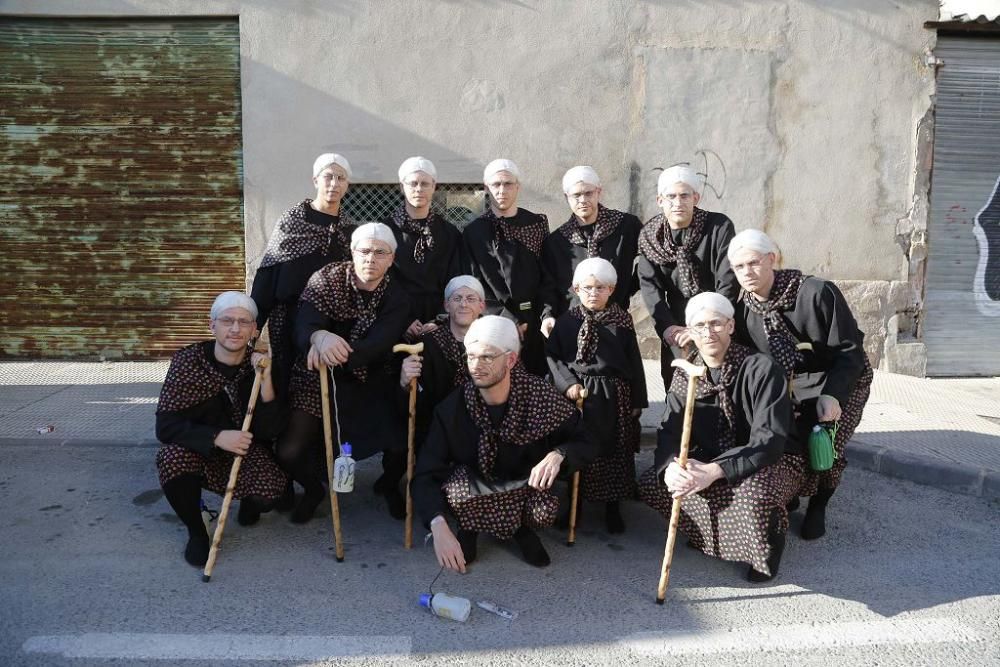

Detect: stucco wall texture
[4, 0, 940, 370]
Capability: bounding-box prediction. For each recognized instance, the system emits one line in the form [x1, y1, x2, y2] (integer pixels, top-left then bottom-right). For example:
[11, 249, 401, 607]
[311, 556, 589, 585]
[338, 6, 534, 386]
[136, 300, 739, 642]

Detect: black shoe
[237, 496, 264, 526]
[184, 528, 210, 567]
[800, 505, 827, 540]
[785, 496, 801, 513]
[605, 502, 625, 534]
[290, 485, 325, 524]
[274, 481, 296, 513]
[513, 526, 550, 567]
[457, 529, 479, 565]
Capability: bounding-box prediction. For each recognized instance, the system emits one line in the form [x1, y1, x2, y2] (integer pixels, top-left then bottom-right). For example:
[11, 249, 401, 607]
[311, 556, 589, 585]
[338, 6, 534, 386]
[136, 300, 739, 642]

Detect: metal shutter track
[0, 18, 244, 359]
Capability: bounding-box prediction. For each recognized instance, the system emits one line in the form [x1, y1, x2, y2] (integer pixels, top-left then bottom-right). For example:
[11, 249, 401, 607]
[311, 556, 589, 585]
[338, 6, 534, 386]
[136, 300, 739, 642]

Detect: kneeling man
[638, 292, 808, 581]
[413, 316, 596, 572]
[155, 291, 288, 567]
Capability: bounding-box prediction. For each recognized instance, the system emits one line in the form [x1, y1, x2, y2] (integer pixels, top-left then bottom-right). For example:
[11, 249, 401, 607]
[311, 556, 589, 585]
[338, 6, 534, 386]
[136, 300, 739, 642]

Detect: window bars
[341, 183, 488, 230]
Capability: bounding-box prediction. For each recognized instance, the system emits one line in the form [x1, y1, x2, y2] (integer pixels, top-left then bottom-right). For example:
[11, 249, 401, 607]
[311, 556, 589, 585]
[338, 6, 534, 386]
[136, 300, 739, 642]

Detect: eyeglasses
[403, 180, 434, 190]
[661, 192, 694, 202]
[317, 173, 348, 184]
[577, 285, 611, 294]
[448, 295, 483, 305]
[567, 189, 598, 201]
[688, 319, 729, 337]
[215, 317, 255, 329]
[353, 248, 393, 258]
[466, 351, 508, 367]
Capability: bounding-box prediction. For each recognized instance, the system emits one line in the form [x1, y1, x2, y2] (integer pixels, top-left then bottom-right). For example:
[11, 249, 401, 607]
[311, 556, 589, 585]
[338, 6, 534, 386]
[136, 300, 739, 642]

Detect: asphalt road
[1, 443, 998, 666]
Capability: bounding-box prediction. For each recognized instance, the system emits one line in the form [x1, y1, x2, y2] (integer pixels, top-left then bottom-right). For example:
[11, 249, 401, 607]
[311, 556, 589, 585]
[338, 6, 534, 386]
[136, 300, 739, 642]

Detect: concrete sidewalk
[1, 359, 998, 499]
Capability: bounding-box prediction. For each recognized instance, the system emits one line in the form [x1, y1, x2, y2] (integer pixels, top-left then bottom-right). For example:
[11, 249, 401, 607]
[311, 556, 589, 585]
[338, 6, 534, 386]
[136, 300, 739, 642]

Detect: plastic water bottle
[332, 443, 355, 493]
[419, 592, 471, 622]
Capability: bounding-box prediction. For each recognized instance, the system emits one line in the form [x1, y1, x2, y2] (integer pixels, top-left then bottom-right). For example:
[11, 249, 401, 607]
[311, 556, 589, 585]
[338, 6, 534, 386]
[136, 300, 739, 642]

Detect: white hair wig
[211, 291, 258, 320]
[464, 315, 520, 354]
[350, 222, 397, 252]
[572, 257, 618, 286]
[684, 292, 735, 326]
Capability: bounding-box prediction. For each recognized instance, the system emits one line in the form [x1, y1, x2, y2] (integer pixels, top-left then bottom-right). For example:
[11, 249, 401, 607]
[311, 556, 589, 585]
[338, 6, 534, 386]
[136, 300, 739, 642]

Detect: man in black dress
[413, 316, 596, 572]
[462, 159, 549, 375]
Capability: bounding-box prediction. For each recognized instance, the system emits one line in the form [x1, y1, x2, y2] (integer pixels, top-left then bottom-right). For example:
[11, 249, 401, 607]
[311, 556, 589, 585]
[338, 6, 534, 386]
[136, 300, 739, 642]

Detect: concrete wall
[3, 0, 940, 370]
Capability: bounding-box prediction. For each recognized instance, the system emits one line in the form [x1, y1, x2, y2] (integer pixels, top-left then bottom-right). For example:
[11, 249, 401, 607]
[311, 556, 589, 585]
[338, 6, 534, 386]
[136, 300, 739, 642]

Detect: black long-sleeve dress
[251, 200, 356, 396]
[734, 270, 873, 494]
[463, 207, 549, 375]
[637, 210, 738, 385]
[397, 323, 468, 452]
[383, 208, 465, 324]
[638, 343, 806, 576]
[288, 263, 411, 461]
[413, 372, 597, 539]
[546, 304, 647, 502]
[540, 205, 642, 320]
[155, 340, 288, 500]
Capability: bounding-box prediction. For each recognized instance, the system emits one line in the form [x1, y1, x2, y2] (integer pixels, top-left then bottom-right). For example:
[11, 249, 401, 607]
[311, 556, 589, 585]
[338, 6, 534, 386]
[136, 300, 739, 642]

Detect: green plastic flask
[807, 424, 837, 472]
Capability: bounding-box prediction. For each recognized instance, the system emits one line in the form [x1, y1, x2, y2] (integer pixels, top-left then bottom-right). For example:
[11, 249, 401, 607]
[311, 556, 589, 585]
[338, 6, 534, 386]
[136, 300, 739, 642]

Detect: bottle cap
[812, 425, 821, 432]
[418, 593, 433, 609]
[341, 443, 352, 456]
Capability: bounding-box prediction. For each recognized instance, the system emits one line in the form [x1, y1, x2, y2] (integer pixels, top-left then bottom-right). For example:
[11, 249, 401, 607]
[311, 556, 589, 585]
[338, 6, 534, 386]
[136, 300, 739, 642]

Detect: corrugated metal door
[924, 34, 1000, 376]
[0, 18, 244, 359]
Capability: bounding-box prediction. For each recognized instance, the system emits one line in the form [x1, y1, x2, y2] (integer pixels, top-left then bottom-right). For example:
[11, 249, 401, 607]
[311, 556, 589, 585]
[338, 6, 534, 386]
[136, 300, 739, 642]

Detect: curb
[0, 437, 159, 448]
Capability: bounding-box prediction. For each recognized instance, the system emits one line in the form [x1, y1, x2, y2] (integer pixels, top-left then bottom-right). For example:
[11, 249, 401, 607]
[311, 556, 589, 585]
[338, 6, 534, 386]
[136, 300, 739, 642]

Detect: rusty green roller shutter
[0, 18, 244, 359]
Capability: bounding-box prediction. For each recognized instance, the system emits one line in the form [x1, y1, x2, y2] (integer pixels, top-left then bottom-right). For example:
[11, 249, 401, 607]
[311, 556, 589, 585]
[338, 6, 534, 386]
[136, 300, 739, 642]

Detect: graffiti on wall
[973, 174, 1000, 317]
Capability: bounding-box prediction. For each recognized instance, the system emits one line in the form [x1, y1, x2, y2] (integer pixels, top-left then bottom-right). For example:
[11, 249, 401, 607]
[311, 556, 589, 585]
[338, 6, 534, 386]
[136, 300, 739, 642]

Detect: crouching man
[413, 316, 596, 572]
[638, 292, 808, 582]
[155, 291, 288, 567]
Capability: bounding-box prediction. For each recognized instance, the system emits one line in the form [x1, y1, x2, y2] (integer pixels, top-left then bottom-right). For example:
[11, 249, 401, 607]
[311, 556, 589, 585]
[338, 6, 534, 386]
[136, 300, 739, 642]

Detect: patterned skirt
[156, 443, 288, 501]
[579, 376, 639, 503]
[638, 454, 809, 576]
[798, 359, 874, 496]
[442, 465, 559, 541]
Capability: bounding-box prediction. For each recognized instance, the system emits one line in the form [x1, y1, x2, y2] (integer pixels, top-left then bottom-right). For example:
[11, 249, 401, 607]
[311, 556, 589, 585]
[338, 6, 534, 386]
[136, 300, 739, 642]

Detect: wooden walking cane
[392, 341, 425, 549]
[319, 362, 346, 562]
[202, 355, 268, 583]
[656, 358, 706, 604]
[567, 388, 589, 547]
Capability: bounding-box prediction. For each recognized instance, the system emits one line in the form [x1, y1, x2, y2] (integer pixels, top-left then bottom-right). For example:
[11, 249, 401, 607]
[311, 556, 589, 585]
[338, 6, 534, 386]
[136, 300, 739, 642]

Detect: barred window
[341, 183, 487, 230]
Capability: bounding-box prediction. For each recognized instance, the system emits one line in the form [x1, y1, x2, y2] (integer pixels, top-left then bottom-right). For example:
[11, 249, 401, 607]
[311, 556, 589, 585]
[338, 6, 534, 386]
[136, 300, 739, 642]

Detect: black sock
[605, 501, 625, 534]
[375, 450, 407, 520]
[162, 474, 209, 567]
[801, 489, 834, 540]
[457, 529, 479, 565]
[785, 496, 801, 513]
[274, 479, 296, 512]
[513, 526, 550, 567]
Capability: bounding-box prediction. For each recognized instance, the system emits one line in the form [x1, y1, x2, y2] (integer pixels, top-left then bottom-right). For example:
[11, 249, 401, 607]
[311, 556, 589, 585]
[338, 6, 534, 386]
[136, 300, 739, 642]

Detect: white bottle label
[332, 456, 355, 493]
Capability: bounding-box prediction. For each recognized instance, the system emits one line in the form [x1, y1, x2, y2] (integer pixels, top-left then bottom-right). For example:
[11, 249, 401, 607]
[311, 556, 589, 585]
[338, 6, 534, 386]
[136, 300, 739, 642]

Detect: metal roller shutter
[0, 17, 244, 359]
[924, 34, 1000, 376]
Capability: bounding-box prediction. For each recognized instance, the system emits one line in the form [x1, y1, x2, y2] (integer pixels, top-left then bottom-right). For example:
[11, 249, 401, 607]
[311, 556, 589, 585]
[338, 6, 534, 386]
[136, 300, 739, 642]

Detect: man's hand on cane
[664, 458, 724, 499]
[307, 330, 352, 370]
[214, 430, 252, 456]
[400, 354, 422, 388]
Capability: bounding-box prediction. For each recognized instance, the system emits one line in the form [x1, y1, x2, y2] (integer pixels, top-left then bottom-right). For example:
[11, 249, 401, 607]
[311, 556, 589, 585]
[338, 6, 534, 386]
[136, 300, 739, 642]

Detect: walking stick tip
[655, 597, 664, 605]
[336, 556, 345, 563]
[201, 574, 211, 583]
[566, 540, 575, 547]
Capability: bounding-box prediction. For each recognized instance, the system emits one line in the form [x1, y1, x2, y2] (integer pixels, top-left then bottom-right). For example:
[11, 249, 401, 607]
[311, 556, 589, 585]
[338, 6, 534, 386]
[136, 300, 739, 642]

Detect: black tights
[162, 473, 206, 539]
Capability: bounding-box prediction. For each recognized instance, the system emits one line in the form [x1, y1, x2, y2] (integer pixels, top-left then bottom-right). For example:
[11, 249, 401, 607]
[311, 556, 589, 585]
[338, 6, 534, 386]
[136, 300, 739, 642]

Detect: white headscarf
[465, 315, 520, 353]
[444, 275, 485, 301]
[398, 156, 437, 183]
[483, 159, 522, 183]
[312, 153, 353, 179]
[562, 165, 601, 193]
[684, 292, 735, 325]
[211, 291, 258, 320]
[572, 257, 618, 286]
[727, 229, 780, 261]
[657, 165, 702, 194]
[351, 222, 397, 252]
